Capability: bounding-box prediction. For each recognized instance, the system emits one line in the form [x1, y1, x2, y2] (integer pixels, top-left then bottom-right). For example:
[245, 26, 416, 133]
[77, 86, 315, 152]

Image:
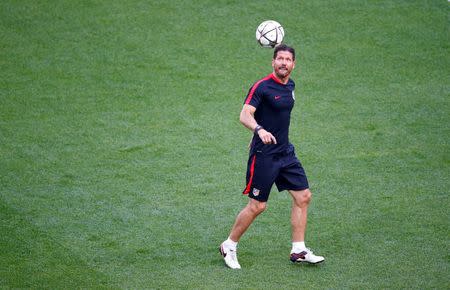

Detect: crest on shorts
[252, 188, 260, 196]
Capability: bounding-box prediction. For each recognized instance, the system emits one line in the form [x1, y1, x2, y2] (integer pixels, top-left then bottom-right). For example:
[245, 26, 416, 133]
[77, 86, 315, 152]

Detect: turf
[1, 0, 449, 288]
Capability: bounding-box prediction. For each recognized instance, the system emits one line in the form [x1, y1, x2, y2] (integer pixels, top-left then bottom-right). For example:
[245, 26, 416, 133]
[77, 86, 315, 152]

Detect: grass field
[1, 0, 449, 288]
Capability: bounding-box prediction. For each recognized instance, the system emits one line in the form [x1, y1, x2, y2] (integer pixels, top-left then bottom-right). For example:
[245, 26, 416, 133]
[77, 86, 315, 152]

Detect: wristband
[254, 125, 263, 133]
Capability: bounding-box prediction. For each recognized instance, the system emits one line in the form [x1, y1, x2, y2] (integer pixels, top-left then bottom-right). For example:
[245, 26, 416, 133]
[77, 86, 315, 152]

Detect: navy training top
[244, 73, 296, 155]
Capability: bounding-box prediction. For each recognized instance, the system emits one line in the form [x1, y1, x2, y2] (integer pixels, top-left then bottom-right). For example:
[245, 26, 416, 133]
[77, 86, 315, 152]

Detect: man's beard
[275, 66, 290, 78]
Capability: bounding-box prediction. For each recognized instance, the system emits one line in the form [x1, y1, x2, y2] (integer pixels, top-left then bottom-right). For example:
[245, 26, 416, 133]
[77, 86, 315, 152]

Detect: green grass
[1, 0, 449, 288]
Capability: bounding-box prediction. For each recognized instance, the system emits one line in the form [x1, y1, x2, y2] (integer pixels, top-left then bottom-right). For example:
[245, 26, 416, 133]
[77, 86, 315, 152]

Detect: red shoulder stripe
[244, 74, 272, 104]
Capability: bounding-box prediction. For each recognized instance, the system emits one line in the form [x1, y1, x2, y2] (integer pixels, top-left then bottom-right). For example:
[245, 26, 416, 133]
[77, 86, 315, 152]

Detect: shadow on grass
[0, 199, 111, 289]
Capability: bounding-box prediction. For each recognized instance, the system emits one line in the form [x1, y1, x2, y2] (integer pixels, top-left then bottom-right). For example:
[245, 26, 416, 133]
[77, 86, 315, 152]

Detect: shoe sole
[291, 258, 325, 264]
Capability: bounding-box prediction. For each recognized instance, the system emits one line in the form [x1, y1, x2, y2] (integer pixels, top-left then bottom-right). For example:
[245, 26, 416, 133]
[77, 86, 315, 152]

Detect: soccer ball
[256, 20, 285, 48]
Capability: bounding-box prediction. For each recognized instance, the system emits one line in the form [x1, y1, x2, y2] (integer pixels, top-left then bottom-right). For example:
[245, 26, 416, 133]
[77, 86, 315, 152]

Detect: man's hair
[273, 44, 295, 61]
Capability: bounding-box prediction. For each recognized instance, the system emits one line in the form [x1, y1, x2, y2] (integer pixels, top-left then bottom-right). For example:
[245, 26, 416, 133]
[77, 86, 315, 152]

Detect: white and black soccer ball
[256, 20, 285, 48]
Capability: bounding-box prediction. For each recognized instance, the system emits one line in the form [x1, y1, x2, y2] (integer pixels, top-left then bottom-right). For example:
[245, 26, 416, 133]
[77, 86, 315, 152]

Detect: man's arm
[240, 104, 277, 145]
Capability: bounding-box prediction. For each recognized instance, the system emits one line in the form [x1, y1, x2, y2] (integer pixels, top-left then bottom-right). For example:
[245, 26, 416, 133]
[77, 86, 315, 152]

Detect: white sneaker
[290, 248, 325, 264]
[219, 243, 241, 269]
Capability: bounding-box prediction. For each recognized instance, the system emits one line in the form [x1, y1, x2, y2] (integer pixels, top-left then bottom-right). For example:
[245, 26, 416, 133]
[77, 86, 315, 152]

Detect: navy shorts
[242, 150, 309, 202]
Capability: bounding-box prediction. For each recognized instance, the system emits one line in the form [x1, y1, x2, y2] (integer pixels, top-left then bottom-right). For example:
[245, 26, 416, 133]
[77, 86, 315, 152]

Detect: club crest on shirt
[252, 188, 260, 196]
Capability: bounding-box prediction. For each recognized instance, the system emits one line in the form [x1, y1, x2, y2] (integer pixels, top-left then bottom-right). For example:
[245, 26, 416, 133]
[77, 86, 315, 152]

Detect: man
[219, 44, 324, 269]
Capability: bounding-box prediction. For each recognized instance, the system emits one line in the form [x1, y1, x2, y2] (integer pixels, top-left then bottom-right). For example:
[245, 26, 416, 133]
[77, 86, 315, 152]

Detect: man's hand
[257, 129, 277, 144]
[240, 104, 277, 145]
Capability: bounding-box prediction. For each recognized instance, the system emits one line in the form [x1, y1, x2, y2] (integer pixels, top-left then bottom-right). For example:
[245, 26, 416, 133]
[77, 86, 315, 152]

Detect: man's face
[272, 50, 295, 79]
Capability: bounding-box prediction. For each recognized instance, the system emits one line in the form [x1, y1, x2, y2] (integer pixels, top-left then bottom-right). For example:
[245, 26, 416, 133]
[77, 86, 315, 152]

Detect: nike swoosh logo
[220, 246, 227, 257]
[275, 96, 281, 100]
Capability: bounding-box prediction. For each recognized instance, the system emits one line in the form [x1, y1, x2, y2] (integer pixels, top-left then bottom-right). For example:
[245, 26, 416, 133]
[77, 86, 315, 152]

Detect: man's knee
[292, 189, 312, 207]
[248, 199, 267, 214]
